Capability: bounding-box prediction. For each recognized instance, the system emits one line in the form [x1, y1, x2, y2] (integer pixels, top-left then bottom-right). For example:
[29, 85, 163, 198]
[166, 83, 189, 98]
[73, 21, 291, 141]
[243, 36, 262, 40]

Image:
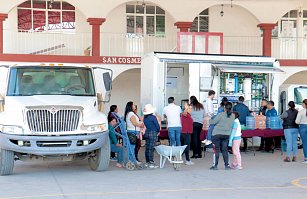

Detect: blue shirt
[266, 107, 277, 117]
[144, 114, 160, 132]
[233, 102, 250, 125]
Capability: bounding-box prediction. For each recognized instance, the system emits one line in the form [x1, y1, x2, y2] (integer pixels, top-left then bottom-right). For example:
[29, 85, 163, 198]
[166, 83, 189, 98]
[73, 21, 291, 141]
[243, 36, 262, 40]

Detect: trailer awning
[212, 63, 284, 73]
[153, 52, 284, 74]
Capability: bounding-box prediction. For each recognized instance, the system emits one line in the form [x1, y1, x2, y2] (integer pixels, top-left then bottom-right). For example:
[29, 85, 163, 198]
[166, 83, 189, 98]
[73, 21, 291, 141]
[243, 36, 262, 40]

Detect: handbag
[127, 132, 137, 145]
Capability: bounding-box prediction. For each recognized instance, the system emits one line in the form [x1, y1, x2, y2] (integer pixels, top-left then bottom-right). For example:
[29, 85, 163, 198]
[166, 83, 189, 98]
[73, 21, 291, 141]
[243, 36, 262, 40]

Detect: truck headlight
[0, 125, 24, 135]
[81, 124, 107, 133]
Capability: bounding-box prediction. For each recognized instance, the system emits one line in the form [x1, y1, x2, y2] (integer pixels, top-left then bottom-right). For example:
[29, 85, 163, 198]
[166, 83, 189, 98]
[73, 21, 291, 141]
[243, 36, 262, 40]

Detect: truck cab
[279, 84, 307, 113]
[0, 64, 112, 175]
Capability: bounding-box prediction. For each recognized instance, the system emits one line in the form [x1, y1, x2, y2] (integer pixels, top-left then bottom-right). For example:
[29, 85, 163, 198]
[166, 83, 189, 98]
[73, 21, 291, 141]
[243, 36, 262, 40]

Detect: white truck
[0, 63, 112, 175]
[279, 84, 307, 113]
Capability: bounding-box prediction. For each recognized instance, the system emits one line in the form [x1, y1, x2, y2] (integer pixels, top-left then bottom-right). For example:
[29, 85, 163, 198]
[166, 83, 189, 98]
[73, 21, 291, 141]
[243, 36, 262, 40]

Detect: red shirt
[181, 113, 193, 134]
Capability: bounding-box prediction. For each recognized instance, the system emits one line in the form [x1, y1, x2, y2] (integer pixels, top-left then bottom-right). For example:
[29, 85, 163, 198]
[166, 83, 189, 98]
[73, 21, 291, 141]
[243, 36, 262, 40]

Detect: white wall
[105, 68, 141, 116]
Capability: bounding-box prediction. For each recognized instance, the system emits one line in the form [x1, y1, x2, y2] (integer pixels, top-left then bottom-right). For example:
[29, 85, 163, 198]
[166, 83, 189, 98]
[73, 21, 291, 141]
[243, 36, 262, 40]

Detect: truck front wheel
[0, 148, 15, 176]
[88, 136, 110, 171]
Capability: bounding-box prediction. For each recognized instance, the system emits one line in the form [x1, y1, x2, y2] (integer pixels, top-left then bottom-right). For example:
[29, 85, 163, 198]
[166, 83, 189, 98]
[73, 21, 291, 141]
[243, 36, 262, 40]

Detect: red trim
[257, 23, 276, 57]
[0, 54, 142, 65]
[0, 13, 8, 54]
[174, 22, 193, 32]
[279, 59, 307, 66]
[87, 18, 106, 57]
[86, 18, 106, 26]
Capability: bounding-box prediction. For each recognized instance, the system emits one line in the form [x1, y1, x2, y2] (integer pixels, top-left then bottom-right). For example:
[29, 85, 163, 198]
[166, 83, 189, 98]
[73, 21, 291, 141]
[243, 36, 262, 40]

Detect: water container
[269, 116, 282, 129]
[266, 117, 270, 128]
[246, 116, 255, 130]
[202, 115, 211, 130]
[255, 113, 266, 129]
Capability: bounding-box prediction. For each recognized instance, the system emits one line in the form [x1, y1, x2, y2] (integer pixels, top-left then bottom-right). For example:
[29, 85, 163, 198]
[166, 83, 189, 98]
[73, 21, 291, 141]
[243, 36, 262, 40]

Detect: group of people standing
[163, 91, 243, 170]
[107, 102, 162, 168]
[106, 95, 307, 170]
[281, 99, 307, 163]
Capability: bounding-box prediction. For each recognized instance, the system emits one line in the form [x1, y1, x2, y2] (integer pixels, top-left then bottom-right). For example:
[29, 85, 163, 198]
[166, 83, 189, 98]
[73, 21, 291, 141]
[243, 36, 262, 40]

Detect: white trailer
[0, 63, 112, 175]
[141, 52, 284, 116]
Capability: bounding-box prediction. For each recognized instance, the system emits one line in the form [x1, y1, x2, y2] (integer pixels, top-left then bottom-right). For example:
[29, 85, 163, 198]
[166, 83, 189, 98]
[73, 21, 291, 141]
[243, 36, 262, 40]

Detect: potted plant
[84, 46, 91, 56]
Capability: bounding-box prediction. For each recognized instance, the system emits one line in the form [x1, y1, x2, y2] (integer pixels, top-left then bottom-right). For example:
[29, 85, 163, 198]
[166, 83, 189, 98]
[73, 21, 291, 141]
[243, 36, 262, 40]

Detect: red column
[257, 23, 276, 57]
[87, 18, 106, 56]
[0, 14, 8, 54]
[174, 22, 193, 32]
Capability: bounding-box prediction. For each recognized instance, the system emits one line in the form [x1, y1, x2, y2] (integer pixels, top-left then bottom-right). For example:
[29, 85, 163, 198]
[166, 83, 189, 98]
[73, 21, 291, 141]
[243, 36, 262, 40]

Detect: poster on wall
[166, 77, 177, 88]
[281, 20, 296, 37]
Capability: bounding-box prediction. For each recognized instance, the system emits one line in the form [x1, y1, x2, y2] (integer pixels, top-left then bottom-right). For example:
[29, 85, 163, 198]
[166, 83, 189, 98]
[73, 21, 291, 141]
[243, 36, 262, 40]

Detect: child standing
[181, 101, 194, 165]
[143, 104, 160, 168]
[229, 112, 243, 170]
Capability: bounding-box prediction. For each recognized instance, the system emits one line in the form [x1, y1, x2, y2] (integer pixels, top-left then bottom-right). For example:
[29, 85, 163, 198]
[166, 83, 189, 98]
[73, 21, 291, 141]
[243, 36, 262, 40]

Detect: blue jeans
[111, 144, 124, 164]
[299, 124, 307, 159]
[207, 124, 214, 141]
[284, 128, 299, 157]
[168, 127, 181, 146]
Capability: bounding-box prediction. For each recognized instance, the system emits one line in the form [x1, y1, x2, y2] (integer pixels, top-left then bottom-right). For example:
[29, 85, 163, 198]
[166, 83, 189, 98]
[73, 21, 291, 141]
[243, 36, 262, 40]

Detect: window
[190, 9, 209, 32]
[278, 10, 298, 37]
[126, 4, 165, 36]
[7, 66, 95, 96]
[18, 0, 75, 32]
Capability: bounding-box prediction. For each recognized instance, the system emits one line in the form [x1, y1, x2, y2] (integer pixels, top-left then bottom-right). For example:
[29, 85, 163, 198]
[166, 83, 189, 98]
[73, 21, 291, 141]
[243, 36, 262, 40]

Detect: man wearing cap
[163, 97, 182, 146]
[143, 104, 160, 168]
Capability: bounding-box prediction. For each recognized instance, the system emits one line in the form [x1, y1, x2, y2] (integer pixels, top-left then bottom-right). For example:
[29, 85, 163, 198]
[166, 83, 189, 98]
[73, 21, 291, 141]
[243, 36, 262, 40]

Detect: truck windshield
[7, 66, 95, 96]
[294, 87, 307, 105]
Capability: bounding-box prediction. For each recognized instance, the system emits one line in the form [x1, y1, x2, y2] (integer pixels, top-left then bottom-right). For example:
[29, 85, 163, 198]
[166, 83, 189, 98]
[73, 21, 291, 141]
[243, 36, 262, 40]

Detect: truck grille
[26, 106, 81, 132]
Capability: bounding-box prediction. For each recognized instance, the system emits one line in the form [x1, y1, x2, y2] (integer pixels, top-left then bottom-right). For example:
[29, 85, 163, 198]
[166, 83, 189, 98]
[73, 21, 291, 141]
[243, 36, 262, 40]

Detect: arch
[282, 70, 307, 85]
[192, 3, 261, 24]
[105, 0, 176, 22]
[107, 68, 141, 115]
[6, 0, 87, 17]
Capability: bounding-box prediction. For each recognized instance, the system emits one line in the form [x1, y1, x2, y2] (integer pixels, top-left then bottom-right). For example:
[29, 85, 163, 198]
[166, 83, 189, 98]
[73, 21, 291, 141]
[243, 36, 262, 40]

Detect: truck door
[92, 67, 113, 103]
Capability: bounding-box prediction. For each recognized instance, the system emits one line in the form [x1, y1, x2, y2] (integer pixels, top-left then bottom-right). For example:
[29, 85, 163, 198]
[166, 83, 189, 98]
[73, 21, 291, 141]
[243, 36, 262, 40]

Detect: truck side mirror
[103, 72, 112, 91]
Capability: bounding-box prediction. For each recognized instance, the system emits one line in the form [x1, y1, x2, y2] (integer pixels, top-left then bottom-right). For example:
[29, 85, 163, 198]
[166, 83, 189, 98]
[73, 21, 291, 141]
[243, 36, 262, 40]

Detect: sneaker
[136, 160, 142, 165]
[225, 165, 231, 170]
[201, 139, 208, 144]
[110, 157, 117, 161]
[302, 160, 307, 164]
[283, 157, 291, 162]
[185, 161, 195, 166]
[148, 162, 158, 169]
[205, 140, 212, 146]
[191, 155, 198, 159]
[234, 166, 243, 170]
[210, 166, 218, 170]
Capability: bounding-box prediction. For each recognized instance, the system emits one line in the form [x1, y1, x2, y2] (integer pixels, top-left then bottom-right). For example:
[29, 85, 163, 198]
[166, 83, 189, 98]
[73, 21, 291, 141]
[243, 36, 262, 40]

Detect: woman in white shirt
[295, 99, 307, 163]
[124, 101, 144, 162]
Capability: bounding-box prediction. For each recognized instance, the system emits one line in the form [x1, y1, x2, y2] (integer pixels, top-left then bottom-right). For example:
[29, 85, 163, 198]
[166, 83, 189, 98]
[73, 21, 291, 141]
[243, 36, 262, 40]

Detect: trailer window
[294, 87, 307, 105]
[7, 66, 95, 96]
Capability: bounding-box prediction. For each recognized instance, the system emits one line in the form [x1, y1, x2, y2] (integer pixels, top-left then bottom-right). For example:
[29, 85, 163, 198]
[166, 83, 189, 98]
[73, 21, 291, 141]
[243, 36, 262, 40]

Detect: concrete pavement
[0, 149, 306, 199]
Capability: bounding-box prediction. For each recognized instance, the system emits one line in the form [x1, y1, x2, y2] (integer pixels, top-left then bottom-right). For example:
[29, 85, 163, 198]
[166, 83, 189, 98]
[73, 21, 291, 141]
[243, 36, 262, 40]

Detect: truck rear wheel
[88, 136, 110, 171]
[0, 148, 15, 176]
